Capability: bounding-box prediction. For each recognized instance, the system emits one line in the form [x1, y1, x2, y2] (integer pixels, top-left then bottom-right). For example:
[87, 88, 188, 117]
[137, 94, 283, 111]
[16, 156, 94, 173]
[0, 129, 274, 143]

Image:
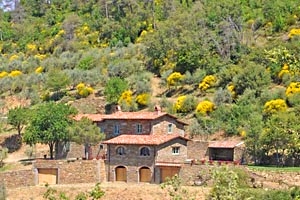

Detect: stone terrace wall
[34, 159, 104, 184]
[247, 169, 300, 187]
[180, 162, 243, 186]
[0, 169, 35, 188]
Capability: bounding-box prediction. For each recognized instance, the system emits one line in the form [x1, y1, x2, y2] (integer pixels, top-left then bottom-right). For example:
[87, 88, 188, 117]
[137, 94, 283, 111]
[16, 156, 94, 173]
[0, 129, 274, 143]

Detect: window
[99, 126, 104, 133]
[114, 124, 120, 135]
[172, 147, 180, 155]
[140, 147, 150, 156]
[168, 123, 173, 133]
[116, 146, 125, 155]
[137, 124, 142, 134]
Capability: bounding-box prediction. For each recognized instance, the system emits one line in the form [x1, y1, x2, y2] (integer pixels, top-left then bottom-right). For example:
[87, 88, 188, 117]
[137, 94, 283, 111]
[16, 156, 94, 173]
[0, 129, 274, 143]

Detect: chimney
[154, 105, 161, 115]
[115, 105, 122, 113]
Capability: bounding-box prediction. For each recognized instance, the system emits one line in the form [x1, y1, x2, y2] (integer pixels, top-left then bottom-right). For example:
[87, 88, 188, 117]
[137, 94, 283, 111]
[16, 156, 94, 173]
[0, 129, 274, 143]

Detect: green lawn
[247, 165, 300, 172]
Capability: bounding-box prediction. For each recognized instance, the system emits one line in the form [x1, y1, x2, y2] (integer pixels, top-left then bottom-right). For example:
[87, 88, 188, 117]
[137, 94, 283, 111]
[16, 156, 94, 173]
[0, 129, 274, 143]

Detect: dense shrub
[173, 95, 197, 113]
[76, 83, 94, 98]
[167, 72, 184, 88]
[136, 93, 150, 107]
[199, 75, 217, 91]
[196, 100, 215, 115]
[263, 99, 287, 114]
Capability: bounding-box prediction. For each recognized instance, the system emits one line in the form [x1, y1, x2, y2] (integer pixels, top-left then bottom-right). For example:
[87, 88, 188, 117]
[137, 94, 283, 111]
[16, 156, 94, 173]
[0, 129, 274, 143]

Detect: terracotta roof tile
[74, 111, 188, 125]
[208, 140, 244, 148]
[102, 134, 189, 145]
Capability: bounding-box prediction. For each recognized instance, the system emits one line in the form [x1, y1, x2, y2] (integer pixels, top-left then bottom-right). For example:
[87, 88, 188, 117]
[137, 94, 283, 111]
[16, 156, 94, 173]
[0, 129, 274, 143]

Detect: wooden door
[139, 167, 151, 183]
[160, 167, 180, 183]
[38, 168, 57, 185]
[115, 166, 127, 182]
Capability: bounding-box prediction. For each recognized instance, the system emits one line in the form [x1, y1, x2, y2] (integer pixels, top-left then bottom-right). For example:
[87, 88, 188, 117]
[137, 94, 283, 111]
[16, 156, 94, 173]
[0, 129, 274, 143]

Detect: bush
[286, 82, 300, 97]
[118, 90, 134, 107]
[214, 88, 233, 106]
[196, 100, 215, 115]
[76, 83, 94, 98]
[167, 72, 184, 88]
[199, 75, 217, 91]
[208, 167, 242, 200]
[0, 182, 6, 200]
[173, 95, 196, 113]
[136, 93, 151, 107]
[263, 99, 288, 114]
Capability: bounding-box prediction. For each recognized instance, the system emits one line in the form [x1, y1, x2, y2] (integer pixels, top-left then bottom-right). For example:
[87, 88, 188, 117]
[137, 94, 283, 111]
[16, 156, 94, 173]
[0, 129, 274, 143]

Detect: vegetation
[208, 166, 300, 200]
[160, 174, 194, 200]
[0, 182, 6, 200]
[43, 183, 105, 200]
[7, 106, 29, 135]
[0, 0, 299, 166]
[23, 102, 77, 159]
[69, 117, 105, 159]
[0, 147, 8, 168]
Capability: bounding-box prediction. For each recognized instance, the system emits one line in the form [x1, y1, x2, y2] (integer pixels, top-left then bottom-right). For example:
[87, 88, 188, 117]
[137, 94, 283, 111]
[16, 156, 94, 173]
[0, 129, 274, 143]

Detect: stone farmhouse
[71, 106, 244, 184]
[74, 106, 190, 183]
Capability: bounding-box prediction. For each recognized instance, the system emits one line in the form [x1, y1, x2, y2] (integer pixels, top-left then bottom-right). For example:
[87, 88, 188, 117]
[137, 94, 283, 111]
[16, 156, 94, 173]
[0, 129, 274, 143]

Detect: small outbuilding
[208, 140, 245, 162]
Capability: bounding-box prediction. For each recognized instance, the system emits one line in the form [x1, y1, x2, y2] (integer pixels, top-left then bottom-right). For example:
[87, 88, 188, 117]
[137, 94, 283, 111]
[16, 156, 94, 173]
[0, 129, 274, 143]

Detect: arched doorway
[139, 167, 151, 183]
[115, 166, 127, 182]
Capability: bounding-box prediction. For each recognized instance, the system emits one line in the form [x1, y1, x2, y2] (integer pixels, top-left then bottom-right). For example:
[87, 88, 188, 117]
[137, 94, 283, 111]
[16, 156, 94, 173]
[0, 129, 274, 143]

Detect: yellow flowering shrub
[288, 28, 300, 38]
[173, 96, 187, 113]
[167, 72, 184, 87]
[136, 93, 150, 106]
[76, 83, 94, 97]
[286, 82, 300, 97]
[9, 70, 22, 77]
[199, 75, 217, 91]
[195, 100, 215, 115]
[278, 63, 290, 79]
[34, 54, 47, 60]
[263, 99, 287, 114]
[227, 83, 236, 97]
[9, 54, 19, 62]
[35, 66, 44, 74]
[0, 71, 8, 78]
[26, 43, 37, 52]
[118, 90, 133, 106]
[240, 130, 246, 138]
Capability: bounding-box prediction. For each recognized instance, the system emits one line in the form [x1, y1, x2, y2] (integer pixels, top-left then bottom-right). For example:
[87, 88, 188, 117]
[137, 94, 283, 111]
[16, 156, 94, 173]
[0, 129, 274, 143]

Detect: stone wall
[97, 116, 185, 139]
[34, 159, 104, 184]
[0, 169, 35, 188]
[106, 144, 155, 182]
[151, 116, 185, 136]
[156, 138, 188, 163]
[187, 140, 209, 160]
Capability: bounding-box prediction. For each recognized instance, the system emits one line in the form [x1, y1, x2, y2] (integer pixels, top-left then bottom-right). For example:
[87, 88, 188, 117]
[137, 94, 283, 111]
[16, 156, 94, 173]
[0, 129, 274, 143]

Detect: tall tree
[260, 112, 299, 166]
[23, 102, 77, 159]
[104, 77, 128, 104]
[7, 106, 29, 135]
[69, 117, 105, 159]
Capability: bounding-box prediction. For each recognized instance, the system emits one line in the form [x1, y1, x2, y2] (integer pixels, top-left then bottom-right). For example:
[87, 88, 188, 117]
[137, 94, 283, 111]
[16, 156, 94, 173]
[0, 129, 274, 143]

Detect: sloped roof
[208, 140, 244, 148]
[102, 134, 189, 145]
[74, 111, 188, 125]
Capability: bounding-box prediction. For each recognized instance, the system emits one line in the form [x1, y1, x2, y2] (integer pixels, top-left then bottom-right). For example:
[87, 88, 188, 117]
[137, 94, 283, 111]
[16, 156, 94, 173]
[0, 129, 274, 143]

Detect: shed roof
[102, 134, 189, 145]
[208, 140, 244, 149]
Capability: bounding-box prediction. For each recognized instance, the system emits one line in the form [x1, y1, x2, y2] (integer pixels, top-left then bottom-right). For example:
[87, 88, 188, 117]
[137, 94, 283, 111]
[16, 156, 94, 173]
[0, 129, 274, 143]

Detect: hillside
[0, 0, 300, 166]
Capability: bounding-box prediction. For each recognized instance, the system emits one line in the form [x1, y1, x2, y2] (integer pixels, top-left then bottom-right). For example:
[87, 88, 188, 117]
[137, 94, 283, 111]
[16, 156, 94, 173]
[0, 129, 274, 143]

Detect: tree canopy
[23, 102, 77, 159]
